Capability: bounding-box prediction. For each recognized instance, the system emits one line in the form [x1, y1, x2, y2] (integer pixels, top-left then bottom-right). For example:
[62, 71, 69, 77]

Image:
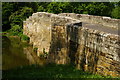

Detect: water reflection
[2, 36, 45, 70]
[24, 47, 46, 65]
[2, 35, 75, 70]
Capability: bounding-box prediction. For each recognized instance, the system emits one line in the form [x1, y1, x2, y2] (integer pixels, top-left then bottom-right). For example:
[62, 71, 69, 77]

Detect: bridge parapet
[23, 12, 120, 77]
[59, 13, 120, 29]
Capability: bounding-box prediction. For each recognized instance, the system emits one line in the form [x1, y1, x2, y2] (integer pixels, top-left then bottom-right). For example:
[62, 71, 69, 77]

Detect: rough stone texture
[67, 23, 120, 77]
[23, 12, 120, 77]
[23, 12, 52, 56]
[23, 12, 80, 64]
[59, 13, 120, 29]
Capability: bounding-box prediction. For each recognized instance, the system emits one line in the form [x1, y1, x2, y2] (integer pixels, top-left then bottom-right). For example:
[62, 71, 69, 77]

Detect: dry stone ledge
[23, 12, 120, 77]
[59, 13, 120, 29]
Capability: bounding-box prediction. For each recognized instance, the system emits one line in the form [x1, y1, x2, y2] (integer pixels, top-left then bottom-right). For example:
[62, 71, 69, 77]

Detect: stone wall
[59, 13, 120, 29]
[23, 12, 120, 77]
[67, 23, 120, 77]
[23, 12, 80, 61]
[23, 12, 52, 56]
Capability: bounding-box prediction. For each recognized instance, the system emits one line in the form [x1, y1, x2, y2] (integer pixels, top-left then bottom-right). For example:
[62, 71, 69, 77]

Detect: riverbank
[3, 63, 113, 79]
[2, 31, 30, 43]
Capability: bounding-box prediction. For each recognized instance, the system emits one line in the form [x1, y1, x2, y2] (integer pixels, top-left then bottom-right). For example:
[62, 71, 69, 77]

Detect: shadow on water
[2, 36, 11, 54]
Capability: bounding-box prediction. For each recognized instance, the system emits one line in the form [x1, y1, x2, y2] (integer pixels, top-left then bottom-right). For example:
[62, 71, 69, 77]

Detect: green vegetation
[33, 47, 38, 53]
[2, 2, 120, 32]
[2, 2, 120, 38]
[111, 6, 120, 19]
[2, 2, 38, 31]
[3, 63, 114, 79]
[6, 25, 22, 36]
[2, 2, 120, 78]
[3, 2, 119, 40]
[9, 7, 33, 28]
[3, 30, 29, 42]
[20, 34, 30, 41]
[39, 48, 49, 58]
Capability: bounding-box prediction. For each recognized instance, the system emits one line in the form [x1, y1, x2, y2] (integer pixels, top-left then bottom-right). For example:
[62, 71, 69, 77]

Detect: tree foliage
[2, 2, 120, 32]
[9, 7, 33, 27]
[111, 2, 120, 19]
[2, 3, 14, 31]
[2, 2, 37, 31]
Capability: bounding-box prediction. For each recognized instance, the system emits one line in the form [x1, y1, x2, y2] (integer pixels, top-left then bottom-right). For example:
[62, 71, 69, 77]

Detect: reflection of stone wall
[23, 12, 120, 77]
[23, 47, 46, 65]
[59, 13, 120, 29]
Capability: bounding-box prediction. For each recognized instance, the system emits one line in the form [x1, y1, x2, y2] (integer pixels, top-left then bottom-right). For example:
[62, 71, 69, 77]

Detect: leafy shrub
[111, 6, 120, 19]
[37, 6, 44, 12]
[2, 3, 13, 31]
[10, 25, 22, 33]
[6, 25, 22, 36]
[9, 7, 33, 28]
[6, 7, 33, 37]
[39, 48, 49, 58]
[20, 34, 30, 41]
[83, 11, 88, 14]
[33, 47, 38, 53]
[47, 2, 71, 14]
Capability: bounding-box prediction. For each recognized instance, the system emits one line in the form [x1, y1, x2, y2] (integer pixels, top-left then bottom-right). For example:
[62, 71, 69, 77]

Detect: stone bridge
[23, 12, 120, 77]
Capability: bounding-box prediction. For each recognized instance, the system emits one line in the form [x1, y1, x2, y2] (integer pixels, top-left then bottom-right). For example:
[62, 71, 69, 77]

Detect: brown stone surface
[23, 12, 120, 77]
[59, 13, 119, 29]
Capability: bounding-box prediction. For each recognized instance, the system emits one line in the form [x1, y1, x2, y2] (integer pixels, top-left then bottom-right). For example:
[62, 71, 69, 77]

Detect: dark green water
[2, 36, 45, 70]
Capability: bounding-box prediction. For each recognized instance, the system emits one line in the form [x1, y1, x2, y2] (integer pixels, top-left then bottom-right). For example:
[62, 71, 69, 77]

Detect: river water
[2, 36, 46, 70]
